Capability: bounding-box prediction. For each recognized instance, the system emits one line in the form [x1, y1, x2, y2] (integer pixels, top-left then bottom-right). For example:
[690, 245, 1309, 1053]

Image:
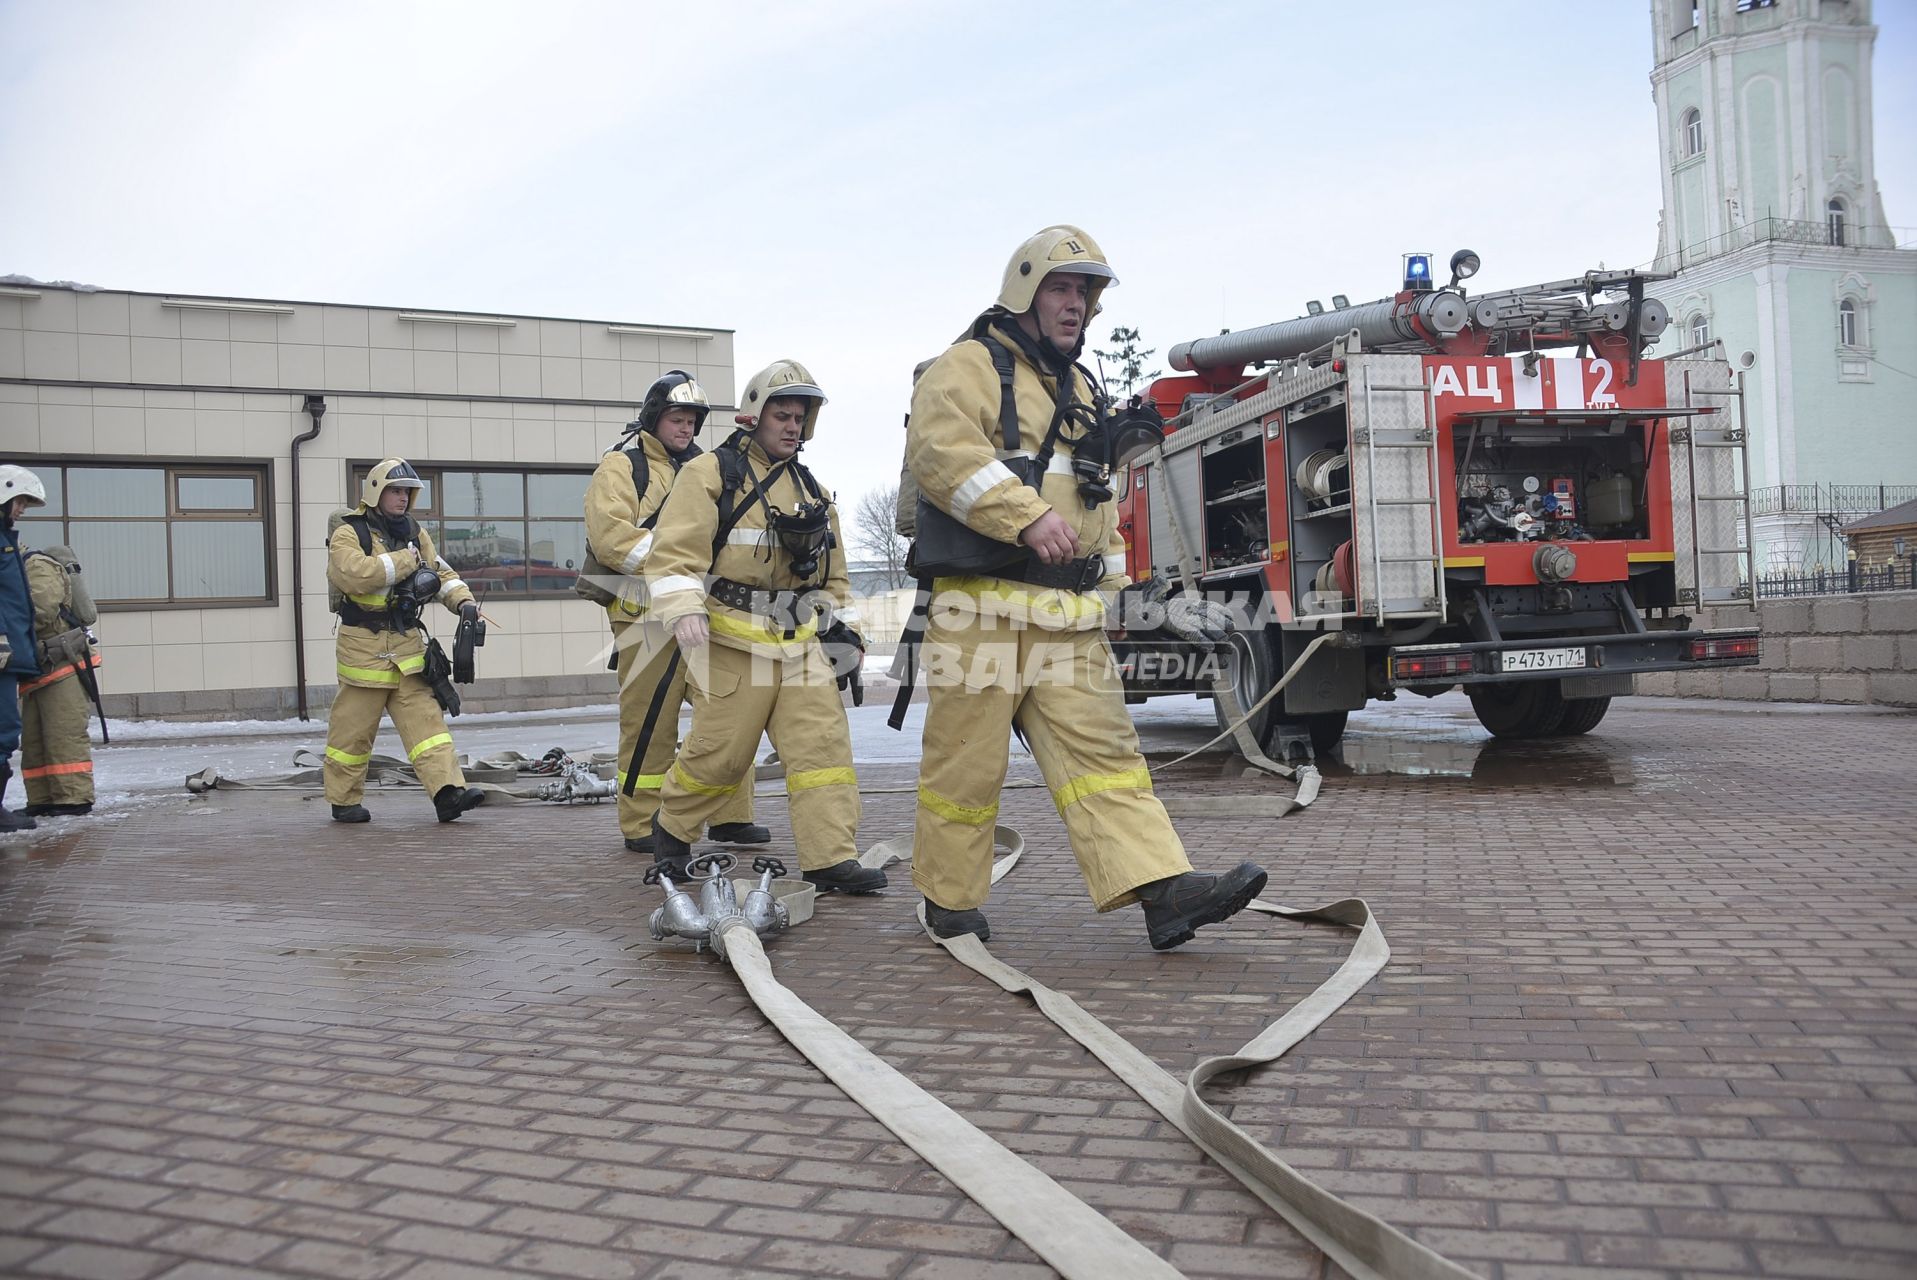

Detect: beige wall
[0, 284, 736, 713]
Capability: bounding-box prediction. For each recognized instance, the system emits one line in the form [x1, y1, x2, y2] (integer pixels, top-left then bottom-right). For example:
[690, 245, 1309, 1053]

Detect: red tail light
[1687, 636, 1759, 661]
[1391, 651, 1475, 681]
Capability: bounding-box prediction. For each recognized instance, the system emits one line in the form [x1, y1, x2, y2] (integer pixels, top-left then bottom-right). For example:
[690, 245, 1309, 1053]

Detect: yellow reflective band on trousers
[617, 771, 665, 792]
[396, 654, 426, 675]
[409, 732, 453, 761]
[1052, 766, 1154, 814]
[337, 663, 401, 685]
[671, 760, 738, 797]
[931, 575, 1107, 622]
[326, 745, 373, 767]
[708, 609, 819, 646]
[918, 785, 998, 827]
[787, 766, 857, 793]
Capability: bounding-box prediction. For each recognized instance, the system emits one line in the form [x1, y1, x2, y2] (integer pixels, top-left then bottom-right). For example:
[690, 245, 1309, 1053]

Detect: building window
[1688, 1, 1701, 29]
[1681, 108, 1704, 158]
[350, 464, 592, 597]
[1827, 197, 1848, 246]
[1689, 313, 1711, 348]
[1839, 299, 1860, 348]
[13, 462, 272, 607]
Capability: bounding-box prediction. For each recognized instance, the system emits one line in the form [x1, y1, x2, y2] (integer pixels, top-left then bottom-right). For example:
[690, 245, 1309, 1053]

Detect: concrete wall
[1636, 590, 1917, 706]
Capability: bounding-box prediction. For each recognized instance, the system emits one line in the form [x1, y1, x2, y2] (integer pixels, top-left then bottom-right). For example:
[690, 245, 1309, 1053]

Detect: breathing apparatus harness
[332, 511, 468, 715]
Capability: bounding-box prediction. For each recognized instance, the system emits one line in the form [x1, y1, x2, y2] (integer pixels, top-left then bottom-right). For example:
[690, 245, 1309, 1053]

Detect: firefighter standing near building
[904, 225, 1267, 949]
[323, 459, 486, 824]
[583, 371, 767, 854]
[644, 360, 884, 894]
[20, 541, 103, 817]
[0, 466, 45, 834]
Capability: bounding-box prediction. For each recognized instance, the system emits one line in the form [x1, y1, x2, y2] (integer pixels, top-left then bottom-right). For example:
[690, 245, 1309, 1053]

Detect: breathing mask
[769, 500, 834, 580]
[1071, 394, 1166, 509]
[392, 564, 444, 631]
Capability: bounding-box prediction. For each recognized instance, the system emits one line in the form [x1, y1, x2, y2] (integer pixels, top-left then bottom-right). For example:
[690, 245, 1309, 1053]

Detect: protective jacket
[0, 524, 37, 677]
[22, 554, 99, 691]
[584, 431, 687, 623]
[326, 514, 473, 689]
[907, 320, 1130, 630]
[646, 434, 859, 657]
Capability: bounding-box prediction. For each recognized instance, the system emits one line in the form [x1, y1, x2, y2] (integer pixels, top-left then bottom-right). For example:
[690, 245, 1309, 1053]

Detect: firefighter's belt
[988, 552, 1105, 592]
[705, 577, 816, 631]
[335, 600, 400, 631]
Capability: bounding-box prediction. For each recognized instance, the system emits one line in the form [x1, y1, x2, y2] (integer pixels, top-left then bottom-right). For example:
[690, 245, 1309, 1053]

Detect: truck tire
[1468, 680, 1566, 739]
[1214, 629, 1279, 745]
[1553, 695, 1611, 736]
[1297, 710, 1348, 754]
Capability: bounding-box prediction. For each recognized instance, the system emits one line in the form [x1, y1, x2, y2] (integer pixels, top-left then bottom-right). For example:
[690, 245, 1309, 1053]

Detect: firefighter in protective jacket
[904, 225, 1267, 949]
[644, 360, 884, 894]
[323, 459, 486, 825]
[584, 371, 764, 854]
[0, 465, 45, 834]
[20, 546, 101, 816]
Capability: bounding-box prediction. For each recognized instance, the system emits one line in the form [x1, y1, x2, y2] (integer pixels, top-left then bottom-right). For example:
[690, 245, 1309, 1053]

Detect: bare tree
[851, 484, 911, 589]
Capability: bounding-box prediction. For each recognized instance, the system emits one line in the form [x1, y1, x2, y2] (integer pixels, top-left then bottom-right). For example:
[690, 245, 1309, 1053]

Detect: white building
[0, 282, 734, 719]
[1645, 0, 1917, 571]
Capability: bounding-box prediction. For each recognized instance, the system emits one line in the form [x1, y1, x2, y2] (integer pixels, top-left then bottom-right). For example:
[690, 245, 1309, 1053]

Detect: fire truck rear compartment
[1453, 418, 1652, 544]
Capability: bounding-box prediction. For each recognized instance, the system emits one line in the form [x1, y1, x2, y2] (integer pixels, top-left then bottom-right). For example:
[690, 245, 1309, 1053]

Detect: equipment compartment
[1201, 430, 1268, 572]
[1452, 416, 1652, 545]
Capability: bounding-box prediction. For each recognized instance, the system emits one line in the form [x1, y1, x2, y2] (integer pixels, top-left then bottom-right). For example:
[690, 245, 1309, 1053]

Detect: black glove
[821, 619, 866, 706]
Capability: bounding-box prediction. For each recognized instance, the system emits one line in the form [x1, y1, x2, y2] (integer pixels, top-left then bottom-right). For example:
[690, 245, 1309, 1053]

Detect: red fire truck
[1112, 254, 1761, 751]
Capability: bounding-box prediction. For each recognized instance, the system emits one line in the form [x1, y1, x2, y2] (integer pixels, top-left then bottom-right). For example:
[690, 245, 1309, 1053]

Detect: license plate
[1500, 646, 1587, 673]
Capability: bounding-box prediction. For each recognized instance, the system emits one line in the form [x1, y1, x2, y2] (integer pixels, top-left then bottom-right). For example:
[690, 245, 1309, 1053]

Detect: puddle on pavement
[1147, 732, 1639, 788]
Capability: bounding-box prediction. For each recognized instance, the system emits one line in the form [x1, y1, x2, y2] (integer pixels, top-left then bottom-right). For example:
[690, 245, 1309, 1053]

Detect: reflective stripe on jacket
[325, 513, 473, 690]
[584, 431, 677, 622]
[645, 438, 856, 659]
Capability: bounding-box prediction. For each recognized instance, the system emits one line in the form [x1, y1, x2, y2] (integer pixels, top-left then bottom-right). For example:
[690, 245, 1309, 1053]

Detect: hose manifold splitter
[646, 852, 790, 955]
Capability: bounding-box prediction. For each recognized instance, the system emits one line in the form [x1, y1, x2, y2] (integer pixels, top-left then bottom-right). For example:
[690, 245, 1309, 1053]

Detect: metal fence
[1748, 484, 1917, 519]
[1755, 560, 1917, 600]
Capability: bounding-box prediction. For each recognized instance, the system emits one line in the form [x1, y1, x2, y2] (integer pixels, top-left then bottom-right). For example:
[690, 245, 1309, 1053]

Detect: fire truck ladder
[1676, 369, 1757, 607]
[1354, 365, 1447, 624]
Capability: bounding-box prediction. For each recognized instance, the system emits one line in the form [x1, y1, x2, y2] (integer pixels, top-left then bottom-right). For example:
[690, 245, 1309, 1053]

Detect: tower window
[1827, 198, 1848, 246]
[1839, 299, 1859, 348]
[1682, 109, 1704, 157]
[1689, 314, 1711, 348]
[1689, 1, 1701, 29]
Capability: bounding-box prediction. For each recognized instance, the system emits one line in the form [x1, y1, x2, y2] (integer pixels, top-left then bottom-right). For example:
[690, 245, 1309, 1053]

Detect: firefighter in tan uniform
[645, 360, 884, 894]
[20, 546, 101, 816]
[323, 459, 486, 825]
[583, 371, 765, 854]
[904, 225, 1266, 949]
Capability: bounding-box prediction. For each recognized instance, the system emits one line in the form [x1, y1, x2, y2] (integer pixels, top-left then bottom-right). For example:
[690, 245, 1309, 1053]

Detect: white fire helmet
[736, 359, 827, 441]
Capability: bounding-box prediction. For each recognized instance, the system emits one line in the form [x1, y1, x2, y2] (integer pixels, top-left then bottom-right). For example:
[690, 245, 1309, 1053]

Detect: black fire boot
[624, 834, 654, 855]
[331, 803, 371, 824]
[0, 767, 37, 833]
[651, 813, 696, 878]
[923, 900, 990, 942]
[27, 802, 92, 818]
[803, 859, 887, 895]
[708, 822, 772, 846]
[433, 786, 486, 824]
[1135, 863, 1269, 952]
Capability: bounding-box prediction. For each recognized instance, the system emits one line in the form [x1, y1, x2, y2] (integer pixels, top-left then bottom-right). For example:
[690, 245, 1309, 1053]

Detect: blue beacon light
[1402, 253, 1433, 292]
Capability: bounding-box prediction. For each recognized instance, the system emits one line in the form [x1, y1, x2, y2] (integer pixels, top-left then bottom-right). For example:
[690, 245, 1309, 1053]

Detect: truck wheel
[1213, 629, 1278, 745]
[1554, 696, 1611, 736]
[1468, 681, 1566, 738]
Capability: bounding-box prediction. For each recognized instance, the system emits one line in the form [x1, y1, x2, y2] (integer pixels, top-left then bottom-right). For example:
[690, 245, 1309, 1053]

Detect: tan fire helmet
[736, 359, 828, 441]
[359, 458, 425, 510]
[995, 225, 1119, 316]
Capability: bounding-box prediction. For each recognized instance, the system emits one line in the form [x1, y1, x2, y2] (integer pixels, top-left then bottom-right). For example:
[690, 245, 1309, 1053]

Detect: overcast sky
[3, 0, 1912, 526]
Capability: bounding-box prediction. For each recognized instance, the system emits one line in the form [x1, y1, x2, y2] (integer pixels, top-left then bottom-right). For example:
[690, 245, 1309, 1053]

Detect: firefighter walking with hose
[902, 225, 1264, 949]
[581, 371, 767, 855]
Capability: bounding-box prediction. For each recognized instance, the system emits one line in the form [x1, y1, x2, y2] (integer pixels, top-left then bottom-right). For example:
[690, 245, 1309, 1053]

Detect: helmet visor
[1048, 260, 1118, 288]
[378, 461, 424, 490]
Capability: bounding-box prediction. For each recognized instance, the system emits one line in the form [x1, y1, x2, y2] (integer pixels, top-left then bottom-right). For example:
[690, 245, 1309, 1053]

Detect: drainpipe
[291, 395, 326, 720]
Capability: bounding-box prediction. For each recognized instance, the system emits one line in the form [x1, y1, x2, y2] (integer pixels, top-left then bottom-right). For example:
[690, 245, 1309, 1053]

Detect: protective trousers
[611, 620, 753, 841]
[657, 640, 857, 872]
[19, 670, 94, 806]
[322, 677, 465, 805]
[912, 619, 1191, 912]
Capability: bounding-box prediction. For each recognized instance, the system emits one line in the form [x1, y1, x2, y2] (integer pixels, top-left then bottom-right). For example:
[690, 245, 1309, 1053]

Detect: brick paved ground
[2, 696, 1915, 1279]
